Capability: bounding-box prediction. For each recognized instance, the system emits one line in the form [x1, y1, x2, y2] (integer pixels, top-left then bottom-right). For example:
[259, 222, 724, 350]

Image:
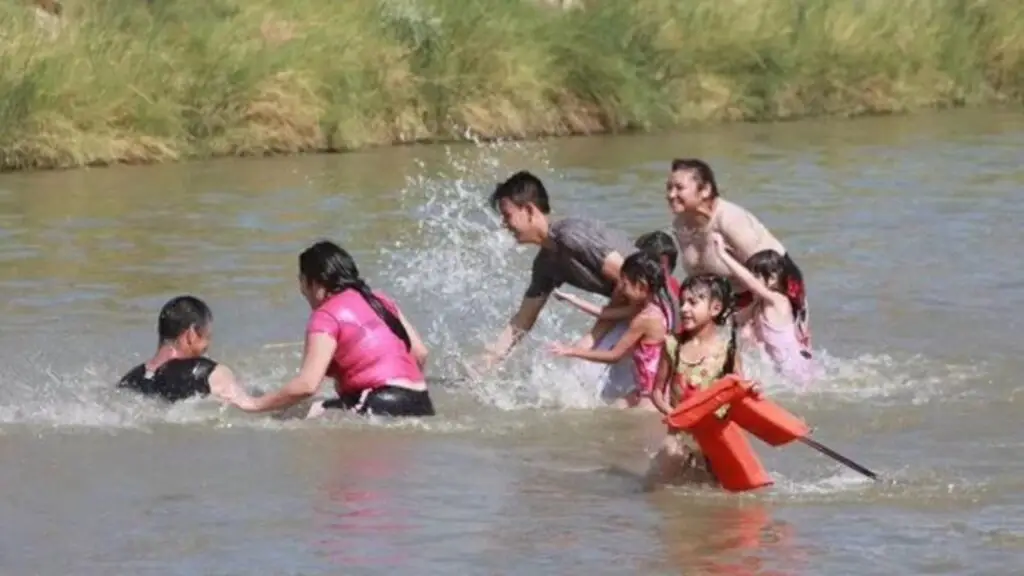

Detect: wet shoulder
[550, 216, 608, 241]
[714, 199, 757, 231]
[163, 357, 218, 380]
[716, 199, 783, 253]
[315, 290, 365, 323]
[550, 217, 635, 254]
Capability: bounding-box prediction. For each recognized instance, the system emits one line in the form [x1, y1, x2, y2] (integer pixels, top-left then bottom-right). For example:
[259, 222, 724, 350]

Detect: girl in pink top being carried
[242, 240, 434, 418]
[710, 233, 816, 385]
[549, 252, 672, 410]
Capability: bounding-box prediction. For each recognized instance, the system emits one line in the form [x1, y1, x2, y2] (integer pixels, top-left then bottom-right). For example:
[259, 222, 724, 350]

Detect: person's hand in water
[462, 346, 503, 381]
[548, 342, 576, 357]
[552, 288, 575, 304]
[459, 356, 487, 381]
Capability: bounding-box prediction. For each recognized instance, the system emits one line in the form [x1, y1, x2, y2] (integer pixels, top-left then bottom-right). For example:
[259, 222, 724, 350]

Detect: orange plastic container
[664, 375, 748, 431]
[729, 396, 810, 447]
[665, 376, 775, 493]
[690, 415, 774, 493]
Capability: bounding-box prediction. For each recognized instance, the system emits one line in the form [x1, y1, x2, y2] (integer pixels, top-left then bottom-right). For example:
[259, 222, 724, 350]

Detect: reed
[0, 0, 1021, 171]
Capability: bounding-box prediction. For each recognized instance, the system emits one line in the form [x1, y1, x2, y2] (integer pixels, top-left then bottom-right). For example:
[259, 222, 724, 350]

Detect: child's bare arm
[554, 289, 640, 320]
[710, 233, 789, 310]
[551, 315, 650, 364]
[651, 353, 673, 415]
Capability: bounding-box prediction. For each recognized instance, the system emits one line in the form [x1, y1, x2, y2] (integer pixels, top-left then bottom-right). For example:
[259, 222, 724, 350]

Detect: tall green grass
[0, 0, 1021, 171]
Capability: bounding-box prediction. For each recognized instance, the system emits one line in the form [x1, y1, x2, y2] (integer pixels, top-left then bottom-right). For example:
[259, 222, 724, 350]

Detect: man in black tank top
[118, 295, 256, 407]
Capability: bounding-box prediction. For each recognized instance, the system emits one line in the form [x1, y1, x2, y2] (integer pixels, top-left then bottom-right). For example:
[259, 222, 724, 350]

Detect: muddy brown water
[1, 110, 1022, 575]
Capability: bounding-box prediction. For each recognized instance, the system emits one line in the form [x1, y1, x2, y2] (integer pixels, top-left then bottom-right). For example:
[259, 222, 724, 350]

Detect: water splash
[0, 139, 989, 429]
[379, 141, 615, 410]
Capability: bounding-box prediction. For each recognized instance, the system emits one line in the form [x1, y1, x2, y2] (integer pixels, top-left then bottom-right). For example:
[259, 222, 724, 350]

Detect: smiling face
[679, 286, 723, 332]
[665, 169, 712, 215]
[496, 198, 545, 245]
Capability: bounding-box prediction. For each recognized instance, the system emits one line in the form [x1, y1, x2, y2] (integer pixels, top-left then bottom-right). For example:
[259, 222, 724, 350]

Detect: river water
[1, 110, 1022, 575]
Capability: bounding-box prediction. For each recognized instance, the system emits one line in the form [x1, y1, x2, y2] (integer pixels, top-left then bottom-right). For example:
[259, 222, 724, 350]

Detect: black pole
[799, 437, 879, 480]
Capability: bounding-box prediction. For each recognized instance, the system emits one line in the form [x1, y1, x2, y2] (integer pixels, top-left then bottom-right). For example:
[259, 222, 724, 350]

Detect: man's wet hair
[157, 295, 213, 343]
[489, 170, 551, 214]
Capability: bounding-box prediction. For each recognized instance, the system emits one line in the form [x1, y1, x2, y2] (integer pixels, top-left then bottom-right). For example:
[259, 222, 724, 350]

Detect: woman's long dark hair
[299, 240, 412, 351]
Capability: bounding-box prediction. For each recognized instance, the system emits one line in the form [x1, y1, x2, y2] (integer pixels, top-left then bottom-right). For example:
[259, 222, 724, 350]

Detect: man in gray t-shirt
[476, 170, 638, 372]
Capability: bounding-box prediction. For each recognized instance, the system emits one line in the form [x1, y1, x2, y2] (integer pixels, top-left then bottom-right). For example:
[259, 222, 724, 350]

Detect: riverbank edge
[0, 104, 1009, 174]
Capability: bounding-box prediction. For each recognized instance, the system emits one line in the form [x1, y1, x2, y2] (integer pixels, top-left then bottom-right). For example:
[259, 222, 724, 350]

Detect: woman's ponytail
[352, 280, 412, 352]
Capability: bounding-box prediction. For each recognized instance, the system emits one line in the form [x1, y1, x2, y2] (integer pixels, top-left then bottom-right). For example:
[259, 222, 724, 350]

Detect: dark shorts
[323, 385, 436, 418]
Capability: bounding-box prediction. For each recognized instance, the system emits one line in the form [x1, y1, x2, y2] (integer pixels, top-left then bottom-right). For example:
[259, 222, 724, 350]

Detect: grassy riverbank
[1, 0, 1021, 171]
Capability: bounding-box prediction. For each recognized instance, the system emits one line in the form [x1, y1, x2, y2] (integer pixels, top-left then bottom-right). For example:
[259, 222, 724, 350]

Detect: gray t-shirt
[526, 217, 637, 299]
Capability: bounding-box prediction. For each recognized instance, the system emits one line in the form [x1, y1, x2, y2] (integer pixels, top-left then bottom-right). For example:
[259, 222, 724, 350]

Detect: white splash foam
[769, 470, 878, 497]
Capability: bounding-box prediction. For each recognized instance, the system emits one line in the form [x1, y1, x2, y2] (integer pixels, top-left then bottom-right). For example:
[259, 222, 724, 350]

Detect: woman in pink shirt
[243, 240, 434, 418]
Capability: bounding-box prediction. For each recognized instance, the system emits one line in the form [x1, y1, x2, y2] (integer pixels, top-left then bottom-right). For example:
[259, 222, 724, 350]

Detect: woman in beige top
[665, 158, 812, 350]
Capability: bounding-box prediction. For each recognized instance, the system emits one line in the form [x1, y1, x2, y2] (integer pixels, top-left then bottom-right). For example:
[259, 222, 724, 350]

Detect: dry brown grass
[0, 0, 1021, 171]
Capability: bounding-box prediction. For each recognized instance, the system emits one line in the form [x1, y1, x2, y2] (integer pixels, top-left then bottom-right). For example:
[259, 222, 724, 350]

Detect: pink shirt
[632, 302, 669, 397]
[306, 290, 424, 394]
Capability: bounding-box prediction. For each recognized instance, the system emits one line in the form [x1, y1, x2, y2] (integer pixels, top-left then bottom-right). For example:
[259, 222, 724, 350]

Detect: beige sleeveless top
[673, 199, 786, 279]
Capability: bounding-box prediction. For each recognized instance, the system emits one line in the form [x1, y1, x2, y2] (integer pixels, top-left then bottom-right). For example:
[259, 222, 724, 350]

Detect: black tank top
[118, 357, 217, 403]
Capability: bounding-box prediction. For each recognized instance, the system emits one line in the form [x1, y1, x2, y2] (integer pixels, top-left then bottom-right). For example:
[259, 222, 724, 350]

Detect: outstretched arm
[600, 250, 626, 285]
[551, 315, 649, 364]
[553, 289, 640, 321]
[650, 352, 673, 416]
[207, 365, 259, 410]
[731, 347, 745, 379]
[242, 332, 337, 413]
[480, 294, 548, 368]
